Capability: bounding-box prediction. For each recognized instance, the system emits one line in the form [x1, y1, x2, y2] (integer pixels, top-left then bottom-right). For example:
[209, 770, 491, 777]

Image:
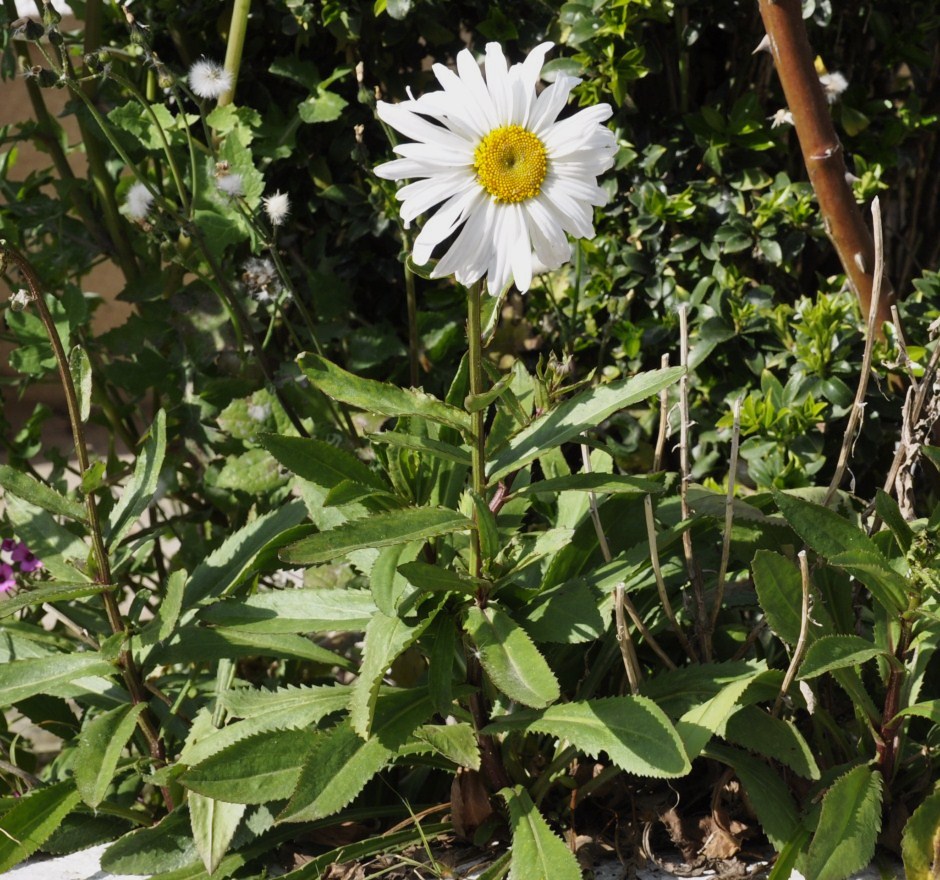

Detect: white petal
[540, 178, 595, 238]
[525, 198, 571, 268]
[398, 172, 476, 221]
[543, 105, 614, 155]
[485, 43, 513, 123]
[505, 204, 534, 292]
[375, 157, 436, 180]
[434, 198, 493, 284]
[377, 101, 469, 152]
[455, 48, 499, 130]
[430, 62, 495, 138]
[392, 142, 474, 166]
[529, 75, 580, 134]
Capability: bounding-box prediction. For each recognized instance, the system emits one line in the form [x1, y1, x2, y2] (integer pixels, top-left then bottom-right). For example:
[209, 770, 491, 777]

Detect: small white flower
[10, 288, 33, 311]
[124, 181, 154, 220]
[819, 71, 848, 104]
[247, 402, 273, 422]
[263, 190, 290, 226]
[375, 41, 616, 295]
[216, 172, 244, 199]
[188, 58, 232, 100]
[768, 108, 794, 128]
[241, 257, 280, 303]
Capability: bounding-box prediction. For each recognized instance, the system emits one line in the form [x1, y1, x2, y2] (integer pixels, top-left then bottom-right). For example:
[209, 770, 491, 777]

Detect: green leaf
[281, 507, 472, 565]
[75, 703, 146, 808]
[199, 588, 377, 633]
[0, 654, 114, 707]
[397, 561, 483, 596]
[705, 742, 800, 851]
[465, 372, 515, 413]
[804, 765, 882, 880]
[512, 473, 663, 497]
[189, 793, 246, 875]
[676, 675, 758, 760]
[470, 491, 500, 562]
[891, 699, 940, 725]
[499, 786, 581, 880]
[773, 491, 907, 613]
[485, 697, 690, 778]
[0, 465, 87, 522]
[181, 728, 319, 804]
[298, 353, 472, 434]
[298, 88, 348, 123]
[723, 706, 819, 780]
[259, 433, 387, 490]
[280, 690, 435, 822]
[517, 578, 606, 644]
[465, 605, 560, 709]
[0, 780, 82, 873]
[69, 345, 92, 422]
[5, 494, 89, 581]
[184, 501, 308, 605]
[0, 582, 106, 618]
[487, 366, 683, 482]
[107, 409, 166, 549]
[370, 431, 472, 466]
[875, 488, 914, 554]
[799, 635, 884, 680]
[101, 808, 196, 875]
[902, 782, 940, 880]
[409, 723, 480, 769]
[753, 550, 810, 645]
[349, 608, 436, 738]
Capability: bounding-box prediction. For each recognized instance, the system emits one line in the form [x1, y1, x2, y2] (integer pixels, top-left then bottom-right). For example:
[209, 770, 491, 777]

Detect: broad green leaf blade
[349, 607, 436, 738]
[723, 706, 819, 780]
[0, 654, 114, 707]
[891, 699, 940, 725]
[799, 635, 883, 680]
[107, 409, 167, 549]
[805, 765, 883, 880]
[189, 793, 246, 875]
[397, 561, 483, 596]
[409, 722, 480, 769]
[902, 782, 940, 880]
[370, 431, 472, 465]
[705, 742, 800, 851]
[487, 366, 683, 482]
[259, 433, 387, 490]
[198, 588, 377, 633]
[0, 780, 82, 873]
[281, 507, 473, 565]
[0, 464, 87, 523]
[101, 808, 197, 875]
[752, 550, 807, 645]
[773, 491, 907, 613]
[465, 605, 560, 709]
[5, 495, 90, 581]
[69, 345, 92, 422]
[485, 697, 690, 778]
[676, 675, 757, 760]
[517, 578, 606, 644]
[512, 473, 664, 497]
[874, 488, 914, 554]
[280, 690, 435, 823]
[181, 728, 319, 803]
[183, 500, 308, 605]
[75, 703, 146, 808]
[298, 353, 472, 433]
[499, 786, 581, 880]
[637, 660, 761, 718]
[0, 582, 106, 618]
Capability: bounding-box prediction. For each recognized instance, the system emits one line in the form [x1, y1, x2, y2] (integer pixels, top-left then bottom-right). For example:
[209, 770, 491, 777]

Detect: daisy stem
[219, 0, 251, 108]
[405, 256, 420, 388]
[466, 280, 487, 584]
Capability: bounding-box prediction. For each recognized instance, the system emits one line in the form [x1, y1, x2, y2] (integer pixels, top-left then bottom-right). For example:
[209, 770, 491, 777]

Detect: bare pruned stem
[709, 397, 743, 632]
[613, 585, 643, 693]
[773, 551, 811, 717]
[758, 0, 894, 330]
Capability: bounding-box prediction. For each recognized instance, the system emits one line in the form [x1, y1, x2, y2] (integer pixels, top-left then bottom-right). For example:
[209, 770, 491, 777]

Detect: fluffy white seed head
[188, 58, 232, 100]
[216, 173, 244, 199]
[124, 181, 154, 220]
[263, 190, 290, 226]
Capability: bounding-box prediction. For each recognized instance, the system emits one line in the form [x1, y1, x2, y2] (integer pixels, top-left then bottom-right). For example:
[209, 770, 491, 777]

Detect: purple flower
[0, 563, 15, 593]
[0, 538, 15, 553]
[11, 543, 42, 573]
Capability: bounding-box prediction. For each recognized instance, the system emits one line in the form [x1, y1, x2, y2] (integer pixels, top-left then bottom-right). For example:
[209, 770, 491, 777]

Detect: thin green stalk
[218, 0, 251, 108]
[467, 280, 486, 584]
[405, 256, 420, 387]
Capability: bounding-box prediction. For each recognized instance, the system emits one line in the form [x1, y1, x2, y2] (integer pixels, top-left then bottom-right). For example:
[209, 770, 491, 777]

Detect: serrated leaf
[773, 491, 907, 613]
[705, 742, 799, 851]
[752, 550, 808, 645]
[891, 699, 940, 725]
[101, 807, 197, 875]
[280, 690, 435, 822]
[410, 723, 480, 769]
[677, 675, 758, 760]
[485, 697, 689, 778]
[370, 431, 472, 465]
[107, 409, 166, 549]
[184, 501, 308, 605]
[470, 491, 500, 562]
[0, 582, 106, 618]
[5, 494, 90, 581]
[181, 728, 320, 804]
[499, 786, 581, 880]
[75, 703, 146, 808]
[723, 706, 819, 780]
[902, 782, 940, 880]
[298, 353, 472, 433]
[487, 366, 683, 482]
[804, 765, 882, 880]
[513, 473, 664, 497]
[69, 345, 92, 422]
[259, 433, 387, 490]
[0, 780, 82, 873]
[465, 605, 560, 708]
[349, 608, 435, 738]
[189, 793, 246, 875]
[518, 578, 605, 644]
[216, 448, 285, 494]
[199, 588, 377, 632]
[281, 507, 472, 565]
[397, 561, 482, 596]
[875, 488, 914, 554]
[799, 635, 883, 680]
[0, 465, 87, 522]
[0, 654, 114, 707]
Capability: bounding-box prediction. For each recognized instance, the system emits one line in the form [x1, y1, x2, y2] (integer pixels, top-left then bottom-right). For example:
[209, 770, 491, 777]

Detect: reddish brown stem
[758, 0, 894, 329]
[877, 613, 914, 786]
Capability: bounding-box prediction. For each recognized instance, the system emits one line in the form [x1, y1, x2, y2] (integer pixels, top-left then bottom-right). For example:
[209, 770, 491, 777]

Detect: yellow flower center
[474, 125, 548, 204]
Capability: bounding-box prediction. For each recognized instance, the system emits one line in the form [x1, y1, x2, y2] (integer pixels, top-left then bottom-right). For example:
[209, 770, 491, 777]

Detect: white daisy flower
[263, 190, 290, 226]
[375, 42, 616, 295]
[819, 71, 848, 104]
[124, 181, 154, 220]
[188, 58, 232, 100]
